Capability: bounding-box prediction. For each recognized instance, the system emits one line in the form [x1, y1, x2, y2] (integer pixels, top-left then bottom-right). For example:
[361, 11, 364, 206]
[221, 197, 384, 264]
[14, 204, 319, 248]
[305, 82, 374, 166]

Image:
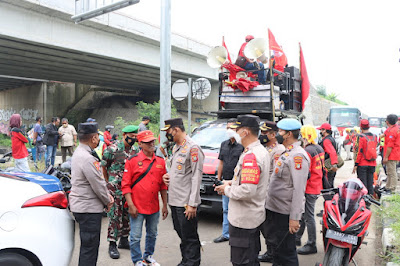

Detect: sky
[119, 0, 400, 117]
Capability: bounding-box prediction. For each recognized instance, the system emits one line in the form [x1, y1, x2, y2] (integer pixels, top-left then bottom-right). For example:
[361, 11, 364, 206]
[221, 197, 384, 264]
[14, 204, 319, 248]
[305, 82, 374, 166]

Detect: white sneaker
[135, 261, 146, 266]
[144, 255, 161, 266]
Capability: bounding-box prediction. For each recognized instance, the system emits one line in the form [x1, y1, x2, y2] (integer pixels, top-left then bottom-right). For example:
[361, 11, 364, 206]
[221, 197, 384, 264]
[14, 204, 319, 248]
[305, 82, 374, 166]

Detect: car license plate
[200, 184, 205, 193]
[326, 229, 358, 245]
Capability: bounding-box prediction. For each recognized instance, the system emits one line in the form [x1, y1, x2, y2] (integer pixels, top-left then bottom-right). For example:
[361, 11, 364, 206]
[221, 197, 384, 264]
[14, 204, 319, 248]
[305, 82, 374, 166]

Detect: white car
[0, 172, 74, 266]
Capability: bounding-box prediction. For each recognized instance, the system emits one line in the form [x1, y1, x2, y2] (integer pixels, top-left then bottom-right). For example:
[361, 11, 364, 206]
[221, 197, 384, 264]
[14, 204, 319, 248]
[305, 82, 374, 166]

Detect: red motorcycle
[318, 178, 380, 266]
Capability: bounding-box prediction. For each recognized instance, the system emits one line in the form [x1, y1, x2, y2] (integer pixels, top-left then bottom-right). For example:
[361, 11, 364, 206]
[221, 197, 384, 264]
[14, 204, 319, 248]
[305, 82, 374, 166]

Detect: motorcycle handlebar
[364, 195, 381, 206]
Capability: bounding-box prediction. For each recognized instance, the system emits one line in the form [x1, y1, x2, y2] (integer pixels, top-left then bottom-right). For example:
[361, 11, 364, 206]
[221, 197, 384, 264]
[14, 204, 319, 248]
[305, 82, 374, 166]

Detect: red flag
[222, 36, 232, 63]
[268, 29, 287, 72]
[299, 43, 310, 110]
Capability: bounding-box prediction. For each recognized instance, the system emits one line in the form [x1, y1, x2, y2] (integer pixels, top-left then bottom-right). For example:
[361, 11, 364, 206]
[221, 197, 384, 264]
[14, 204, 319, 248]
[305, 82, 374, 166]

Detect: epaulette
[128, 154, 139, 160]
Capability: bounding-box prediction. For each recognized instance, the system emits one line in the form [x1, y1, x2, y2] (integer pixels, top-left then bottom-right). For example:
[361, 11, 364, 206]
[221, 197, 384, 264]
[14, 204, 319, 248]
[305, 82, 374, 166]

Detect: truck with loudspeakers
[194, 39, 305, 213]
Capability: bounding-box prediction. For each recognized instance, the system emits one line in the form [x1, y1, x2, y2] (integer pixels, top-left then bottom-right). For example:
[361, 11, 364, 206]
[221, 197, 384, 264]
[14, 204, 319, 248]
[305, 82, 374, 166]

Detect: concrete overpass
[0, 0, 218, 95]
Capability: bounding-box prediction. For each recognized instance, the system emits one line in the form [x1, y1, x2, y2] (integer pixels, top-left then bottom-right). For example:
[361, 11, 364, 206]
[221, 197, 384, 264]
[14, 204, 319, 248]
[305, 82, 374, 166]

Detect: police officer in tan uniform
[215, 114, 270, 266]
[264, 118, 310, 266]
[258, 121, 285, 263]
[162, 118, 204, 266]
[69, 122, 114, 266]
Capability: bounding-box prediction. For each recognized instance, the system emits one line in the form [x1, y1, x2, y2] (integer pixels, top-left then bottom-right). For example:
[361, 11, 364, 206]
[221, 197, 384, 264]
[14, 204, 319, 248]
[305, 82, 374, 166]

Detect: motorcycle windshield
[338, 179, 364, 224]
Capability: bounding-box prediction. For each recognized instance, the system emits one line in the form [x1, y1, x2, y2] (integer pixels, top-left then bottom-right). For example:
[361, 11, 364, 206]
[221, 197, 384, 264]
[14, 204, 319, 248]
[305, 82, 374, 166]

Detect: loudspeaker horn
[244, 38, 268, 64]
[207, 46, 228, 68]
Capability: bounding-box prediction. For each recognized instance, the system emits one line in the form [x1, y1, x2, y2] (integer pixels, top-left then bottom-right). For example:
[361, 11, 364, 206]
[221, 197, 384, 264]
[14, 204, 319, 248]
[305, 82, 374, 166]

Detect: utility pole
[160, 0, 171, 142]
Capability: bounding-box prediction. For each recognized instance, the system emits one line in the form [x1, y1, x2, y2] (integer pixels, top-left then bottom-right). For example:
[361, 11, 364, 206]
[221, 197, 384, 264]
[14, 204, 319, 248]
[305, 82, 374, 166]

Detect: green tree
[113, 100, 178, 139]
[316, 85, 327, 97]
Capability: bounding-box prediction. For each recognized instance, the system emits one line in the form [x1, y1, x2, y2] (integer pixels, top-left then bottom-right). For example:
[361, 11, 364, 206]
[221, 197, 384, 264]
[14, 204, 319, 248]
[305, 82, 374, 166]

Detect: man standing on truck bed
[162, 118, 204, 266]
[215, 114, 270, 266]
[213, 118, 244, 244]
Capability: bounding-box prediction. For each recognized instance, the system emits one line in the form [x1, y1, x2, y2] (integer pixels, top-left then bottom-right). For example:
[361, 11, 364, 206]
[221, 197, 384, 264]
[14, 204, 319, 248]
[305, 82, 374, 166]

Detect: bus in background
[368, 117, 386, 128]
[328, 106, 364, 136]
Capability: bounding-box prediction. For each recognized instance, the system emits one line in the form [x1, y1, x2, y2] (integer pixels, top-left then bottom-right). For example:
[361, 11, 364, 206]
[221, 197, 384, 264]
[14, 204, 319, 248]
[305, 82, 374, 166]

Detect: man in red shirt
[352, 120, 378, 195]
[122, 130, 168, 266]
[317, 123, 338, 188]
[104, 125, 114, 146]
[383, 114, 400, 193]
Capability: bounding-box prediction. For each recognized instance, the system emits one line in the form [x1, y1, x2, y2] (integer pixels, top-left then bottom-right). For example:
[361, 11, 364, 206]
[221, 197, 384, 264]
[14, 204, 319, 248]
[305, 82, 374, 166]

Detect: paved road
[70, 154, 378, 265]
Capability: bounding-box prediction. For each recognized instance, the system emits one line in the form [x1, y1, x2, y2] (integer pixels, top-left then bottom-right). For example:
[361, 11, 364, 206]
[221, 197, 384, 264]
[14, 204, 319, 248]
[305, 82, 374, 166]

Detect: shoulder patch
[93, 161, 101, 172]
[294, 156, 303, 170]
[128, 154, 139, 160]
[241, 153, 260, 185]
[191, 147, 199, 162]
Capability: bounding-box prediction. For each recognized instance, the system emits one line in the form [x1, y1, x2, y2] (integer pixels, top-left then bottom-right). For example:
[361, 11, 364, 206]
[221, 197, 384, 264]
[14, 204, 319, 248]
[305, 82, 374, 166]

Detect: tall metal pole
[160, 0, 171, 143]
[188, 78, 192, 133]
[269, 50, 276, 122]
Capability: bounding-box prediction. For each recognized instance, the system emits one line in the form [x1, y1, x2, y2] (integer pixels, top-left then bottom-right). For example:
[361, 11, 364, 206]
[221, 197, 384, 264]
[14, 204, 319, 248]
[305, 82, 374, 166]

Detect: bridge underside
[0, 35, 200, 95]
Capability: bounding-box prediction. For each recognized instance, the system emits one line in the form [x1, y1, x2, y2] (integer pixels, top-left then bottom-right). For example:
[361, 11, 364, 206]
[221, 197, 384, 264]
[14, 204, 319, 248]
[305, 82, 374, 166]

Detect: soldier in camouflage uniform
[101, 125, 139, 259]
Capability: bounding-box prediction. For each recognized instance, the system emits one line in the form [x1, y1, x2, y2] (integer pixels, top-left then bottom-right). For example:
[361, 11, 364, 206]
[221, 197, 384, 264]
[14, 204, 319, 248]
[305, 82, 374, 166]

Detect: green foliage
[0, 134, 11, 147]
[315, 84, 348, 105]
[378, 194, 400, 262]
[316, 85, 327, 97]
[113, 100, 178, 139]
[326, 93, 338, 102]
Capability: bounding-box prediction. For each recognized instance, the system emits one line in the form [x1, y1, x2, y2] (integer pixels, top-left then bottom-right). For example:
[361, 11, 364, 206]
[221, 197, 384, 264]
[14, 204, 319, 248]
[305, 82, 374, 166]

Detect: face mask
[166, 129, 175, 142]
[94, 138, 100, 149]
[63, 124, 67, 128]
[226, 129, 236, 139]
[276, 132, 285, 144]
[259, 135, 269, 144]
[320, 132, 324, 137]
[236, 129, 247, 145]
[125, 136, 137, 146]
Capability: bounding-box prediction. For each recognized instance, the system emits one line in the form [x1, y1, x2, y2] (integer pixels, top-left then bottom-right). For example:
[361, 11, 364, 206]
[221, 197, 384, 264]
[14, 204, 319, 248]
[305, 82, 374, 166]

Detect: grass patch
[379, 194, 400, 263]
[0, 134, 11, 147]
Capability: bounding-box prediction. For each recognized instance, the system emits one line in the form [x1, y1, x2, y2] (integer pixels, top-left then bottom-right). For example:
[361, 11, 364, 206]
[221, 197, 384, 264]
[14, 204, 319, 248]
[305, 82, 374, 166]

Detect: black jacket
[43, 123, 59, 146]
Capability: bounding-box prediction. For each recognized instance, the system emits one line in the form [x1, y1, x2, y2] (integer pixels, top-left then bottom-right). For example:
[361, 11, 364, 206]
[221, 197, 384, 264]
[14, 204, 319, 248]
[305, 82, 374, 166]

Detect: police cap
[277, 118, 302, 131]
[161, 118, 184, 131]
[122, 125, 139, 133]
[231, 114, 260, 129]
[260, 121, 278, 132]
[78, 122, 98, 134]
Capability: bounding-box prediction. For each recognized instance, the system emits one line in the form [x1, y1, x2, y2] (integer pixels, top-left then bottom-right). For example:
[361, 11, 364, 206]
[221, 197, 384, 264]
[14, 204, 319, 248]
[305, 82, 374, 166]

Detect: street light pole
[160, 0, 171, 142]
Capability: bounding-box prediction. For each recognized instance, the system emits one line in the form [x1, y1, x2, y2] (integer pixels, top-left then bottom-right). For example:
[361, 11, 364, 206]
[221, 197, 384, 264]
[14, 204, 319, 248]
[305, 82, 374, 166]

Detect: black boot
[108, 241, 120, 259]
[297, 243, 317, 255]
[258, 251, 273, 262]
[118, 236, 130, 249]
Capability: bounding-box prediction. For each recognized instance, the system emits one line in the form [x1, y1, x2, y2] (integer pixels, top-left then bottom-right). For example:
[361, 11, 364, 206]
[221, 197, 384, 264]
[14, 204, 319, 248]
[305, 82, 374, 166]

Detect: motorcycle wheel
[322, 246, 349, 266]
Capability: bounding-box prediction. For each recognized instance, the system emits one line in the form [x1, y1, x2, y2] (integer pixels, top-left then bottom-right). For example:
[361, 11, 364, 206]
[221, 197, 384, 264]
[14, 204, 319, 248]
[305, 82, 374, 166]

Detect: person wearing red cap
[122, 130, 168, 266]
[352, 120, 378, 195]
[317, 123, 338, 188]
[236, 35, 267, 84]
[383, 114, 400, 194]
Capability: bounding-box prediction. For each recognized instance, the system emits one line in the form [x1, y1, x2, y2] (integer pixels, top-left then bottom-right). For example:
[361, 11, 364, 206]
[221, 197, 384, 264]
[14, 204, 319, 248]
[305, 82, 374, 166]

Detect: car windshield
[191, 123, 228, 150]
[338, 179, 365, 224]
[330, 109, 359, 127]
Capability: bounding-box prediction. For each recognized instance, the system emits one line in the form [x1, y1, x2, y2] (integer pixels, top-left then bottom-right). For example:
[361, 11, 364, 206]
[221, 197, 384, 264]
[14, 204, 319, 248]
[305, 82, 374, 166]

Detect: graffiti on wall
[0, 108, 39, 122]
[0, 108, 39, 134]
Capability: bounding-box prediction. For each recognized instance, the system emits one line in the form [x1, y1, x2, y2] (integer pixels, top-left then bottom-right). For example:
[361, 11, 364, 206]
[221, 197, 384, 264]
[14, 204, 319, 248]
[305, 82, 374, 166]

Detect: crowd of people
[6, 111, 400, 266]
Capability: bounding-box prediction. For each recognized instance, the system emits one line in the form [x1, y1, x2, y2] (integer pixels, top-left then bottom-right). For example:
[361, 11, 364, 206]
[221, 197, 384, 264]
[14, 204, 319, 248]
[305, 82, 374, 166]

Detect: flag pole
[269, 31, 276, 122]
[299, 43, 302, 112]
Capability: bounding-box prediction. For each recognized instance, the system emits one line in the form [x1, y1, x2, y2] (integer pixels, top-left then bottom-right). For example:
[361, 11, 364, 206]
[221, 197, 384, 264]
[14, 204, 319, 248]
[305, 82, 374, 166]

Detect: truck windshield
[191, 124, 228, 150]
[368, 117, 381, 127]
[330, 109, 359, 127]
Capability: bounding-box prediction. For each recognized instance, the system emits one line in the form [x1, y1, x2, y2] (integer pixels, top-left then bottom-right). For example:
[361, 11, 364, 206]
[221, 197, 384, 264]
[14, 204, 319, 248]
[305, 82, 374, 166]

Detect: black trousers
[260, 210, 275, 257]
[170, 206, 201, 266]
[327, 171, 336, 188]
[73, 212, 103, 266]
[357, 165, 375, 195]
[265, 210, 298, 266]
[229, 223, 261, 266]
